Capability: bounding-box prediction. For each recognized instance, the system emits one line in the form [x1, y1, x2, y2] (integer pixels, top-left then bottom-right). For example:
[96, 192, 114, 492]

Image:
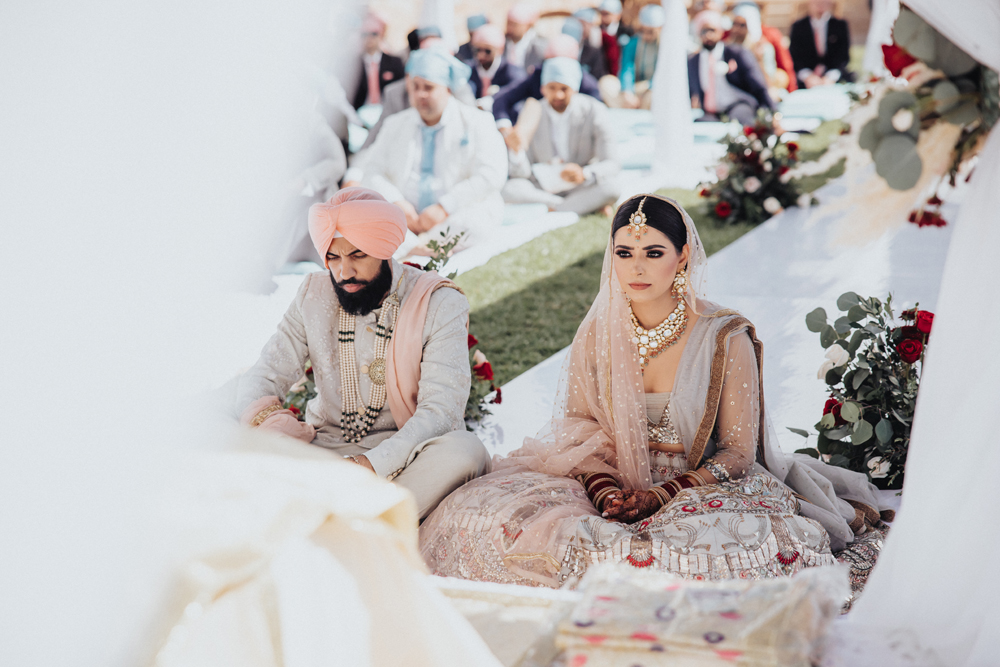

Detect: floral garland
[865, 6, 999, 226]
[283, 229, 501, 427]
[699, 113, 814, 225]
[790, 292, 933, 489]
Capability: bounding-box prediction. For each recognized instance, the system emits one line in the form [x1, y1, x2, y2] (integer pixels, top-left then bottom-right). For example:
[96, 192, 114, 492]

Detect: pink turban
[472, 24, 506, 49]
[507, 3, 539, 24]
[361, 12, 386, 35]
[544, 33, 580, 59]
[693, 10, 724, 34]
[308, 187, 406, 265]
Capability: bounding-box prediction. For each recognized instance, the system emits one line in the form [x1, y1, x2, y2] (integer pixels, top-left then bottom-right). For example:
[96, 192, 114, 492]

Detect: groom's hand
[349, 454, 375, 473]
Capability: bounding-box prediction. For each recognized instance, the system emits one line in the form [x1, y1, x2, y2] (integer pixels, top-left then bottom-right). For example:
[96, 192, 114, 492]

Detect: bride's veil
[494, 194, 709, 491]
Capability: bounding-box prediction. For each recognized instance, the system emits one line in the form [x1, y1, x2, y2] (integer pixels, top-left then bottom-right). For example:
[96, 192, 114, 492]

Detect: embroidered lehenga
[419, 195, 889, 589]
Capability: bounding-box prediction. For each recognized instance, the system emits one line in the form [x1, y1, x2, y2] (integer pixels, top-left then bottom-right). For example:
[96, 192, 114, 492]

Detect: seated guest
[727, 2, 795, 96]
[466, 24, 525, 99]
[563, 10, 609, 79]
[238, 187, 490, 519]
[457, 13, 489, 62]
[688, 10, 774, 126]
[789, 0, 853, 88]
[502, 58, 621, 215]
[352, 12, 405, 110]
[505, 3, 547, 75]
[599, 4, 666, 110]
[351, 41, 476, 158]
[492, 34, 603, 150]
[359, 48, 508, 247]
[599, 0, 633, 50]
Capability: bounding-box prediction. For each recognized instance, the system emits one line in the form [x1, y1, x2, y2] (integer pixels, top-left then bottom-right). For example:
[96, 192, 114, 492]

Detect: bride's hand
[615, 490, 662, 524]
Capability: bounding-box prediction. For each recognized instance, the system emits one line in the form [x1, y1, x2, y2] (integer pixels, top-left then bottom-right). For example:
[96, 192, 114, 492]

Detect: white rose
[891, 108, 914, 132]
[752, 139, 764, 152]
[763, 162, 773, 172]
[767, 134, 778, 148]
[473, 349, 488, 366]
[744, 176, 762, 193]
[867, 456, 891, 479]
[779, 171, 792, 183]
[760, 148, 772, 161]
[797, 193, 813, 209]
[763, 197, 782, 214]
[825, 345, 849, 367]
[817, 359, 835, 379]
[715, 163, 730, 180]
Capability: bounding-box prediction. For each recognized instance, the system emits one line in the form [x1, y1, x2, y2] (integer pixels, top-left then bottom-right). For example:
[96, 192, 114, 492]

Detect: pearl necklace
[338, 291, 400, 442]
[629, 299, 688, 369]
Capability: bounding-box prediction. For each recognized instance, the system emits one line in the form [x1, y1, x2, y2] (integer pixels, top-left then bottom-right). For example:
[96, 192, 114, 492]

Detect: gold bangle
[250, 404, 283, 427]
[687, 469, 711, 486]
[649, 486, 671, 507]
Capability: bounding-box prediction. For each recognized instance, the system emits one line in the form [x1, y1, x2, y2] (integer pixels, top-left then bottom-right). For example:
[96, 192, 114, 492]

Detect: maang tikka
[627, 197, 648, 241]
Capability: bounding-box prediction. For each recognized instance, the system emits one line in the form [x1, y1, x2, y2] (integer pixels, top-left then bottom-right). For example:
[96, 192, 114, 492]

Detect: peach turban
[308, 187, 406, 266]
[544, 33, 580, 59]
[507, 3, 538, 24]
[472, 24, 506, 49]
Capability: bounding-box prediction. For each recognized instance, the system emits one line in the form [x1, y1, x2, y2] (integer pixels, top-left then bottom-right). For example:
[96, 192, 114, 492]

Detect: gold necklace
[629, 299, 688, 369]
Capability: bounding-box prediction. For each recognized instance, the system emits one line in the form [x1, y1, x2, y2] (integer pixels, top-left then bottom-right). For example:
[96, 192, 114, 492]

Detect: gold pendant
[627, 197, 648, 241]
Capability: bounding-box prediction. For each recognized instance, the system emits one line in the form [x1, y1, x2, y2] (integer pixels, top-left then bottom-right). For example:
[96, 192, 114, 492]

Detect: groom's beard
[331, 260, 393, 316]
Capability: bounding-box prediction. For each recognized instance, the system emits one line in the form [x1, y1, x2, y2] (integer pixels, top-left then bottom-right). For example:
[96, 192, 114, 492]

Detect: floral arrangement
[283, 228, 501, 426]
[699, 113, 814, 226]
[864, 6, 999, 224]
[790, 292, 933, 489]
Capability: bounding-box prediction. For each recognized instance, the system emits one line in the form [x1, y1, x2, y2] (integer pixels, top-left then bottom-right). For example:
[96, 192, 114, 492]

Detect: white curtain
[829, 1, 1000, 664]
[861, 0, 900, 76]
[651, 0, 695, 185]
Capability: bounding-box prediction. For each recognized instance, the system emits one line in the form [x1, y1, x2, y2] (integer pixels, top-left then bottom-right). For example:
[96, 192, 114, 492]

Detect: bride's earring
[671, 267, 688, 299]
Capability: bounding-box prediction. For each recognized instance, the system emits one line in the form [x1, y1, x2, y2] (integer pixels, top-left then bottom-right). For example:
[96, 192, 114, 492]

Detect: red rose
[779, 165, 790, 175]
[403, 261, 423, 269]
[490, 386, 502, 404]
[699, 187, 711, 197]
[927, 195, 943, 206]
[900, 308, 916, 321]
[881, 42, 918, 77]
[715, 201, 733, 217]
[785, 141, 799, 153]
[897, 338, 924, 364]
[915, 310, 934, 334]
[897, 325, 923, 341]
[288, 405, 301, 415]
[743, 126, 755, 137]
[823, 398, 846, 427]
[473, 361, 494, 381]
[467, 334, 479, 349]
[907, 211, 917, 223]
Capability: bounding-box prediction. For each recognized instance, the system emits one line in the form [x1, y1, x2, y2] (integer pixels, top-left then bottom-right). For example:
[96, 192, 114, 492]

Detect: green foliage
[791, 293, 933, 489]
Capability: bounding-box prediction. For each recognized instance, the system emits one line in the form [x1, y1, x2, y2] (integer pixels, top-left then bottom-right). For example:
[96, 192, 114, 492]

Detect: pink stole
[385, 270, 465, 428]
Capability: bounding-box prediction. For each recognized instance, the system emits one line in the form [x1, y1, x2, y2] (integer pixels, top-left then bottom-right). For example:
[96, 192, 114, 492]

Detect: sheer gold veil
[494, 194, 709, 490]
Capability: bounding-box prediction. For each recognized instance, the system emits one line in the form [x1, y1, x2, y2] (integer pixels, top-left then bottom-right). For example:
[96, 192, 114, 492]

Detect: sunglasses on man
[474, 47, 497, 55]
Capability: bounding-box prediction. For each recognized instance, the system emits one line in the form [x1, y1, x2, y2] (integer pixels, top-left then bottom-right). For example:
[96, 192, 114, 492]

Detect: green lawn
[457, 119, 848, 385]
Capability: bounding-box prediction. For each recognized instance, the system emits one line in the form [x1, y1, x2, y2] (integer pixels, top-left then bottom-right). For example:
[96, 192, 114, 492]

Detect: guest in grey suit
[502, 58, 621, 216]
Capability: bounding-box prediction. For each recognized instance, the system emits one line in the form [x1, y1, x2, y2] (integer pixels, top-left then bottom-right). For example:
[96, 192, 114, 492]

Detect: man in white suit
[502, 57, 621, 215]
[359, 47, 507, 251]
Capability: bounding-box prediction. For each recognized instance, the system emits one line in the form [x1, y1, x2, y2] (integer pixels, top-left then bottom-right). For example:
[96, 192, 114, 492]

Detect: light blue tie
[418, 124, 442, 212]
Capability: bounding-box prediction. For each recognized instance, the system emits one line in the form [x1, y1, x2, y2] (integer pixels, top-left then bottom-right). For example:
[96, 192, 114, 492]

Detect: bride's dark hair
[611, 196, 687, 254]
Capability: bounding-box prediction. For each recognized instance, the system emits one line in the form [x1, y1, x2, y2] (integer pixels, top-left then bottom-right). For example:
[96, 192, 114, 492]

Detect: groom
[237, 187, 490, 518]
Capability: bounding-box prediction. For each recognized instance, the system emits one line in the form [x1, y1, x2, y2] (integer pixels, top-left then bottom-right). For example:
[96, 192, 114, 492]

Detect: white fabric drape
[861, 0, 900, 76]
[829, 1, 1000, 664]
[419, 0, 458, 54]
[651, 0, 695, 186]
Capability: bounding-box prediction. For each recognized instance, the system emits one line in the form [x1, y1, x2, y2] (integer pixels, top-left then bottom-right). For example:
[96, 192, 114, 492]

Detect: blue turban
[639, 4, 667, 27]
[416, 25, 442, 40]
[599, 0, 623, 13]
[573, 7, 599, 23]
[541, 57, 583, 92]
[561, 17, 585, 42]
[466, 14, 488, 32]
[406, 47, 471, 92]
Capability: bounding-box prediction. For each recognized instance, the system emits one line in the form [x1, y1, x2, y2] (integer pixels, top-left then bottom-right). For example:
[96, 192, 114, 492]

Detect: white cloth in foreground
[825, 1, 1000, 665]
[151, 433, 501, 667]
[360, 97, 507, 242]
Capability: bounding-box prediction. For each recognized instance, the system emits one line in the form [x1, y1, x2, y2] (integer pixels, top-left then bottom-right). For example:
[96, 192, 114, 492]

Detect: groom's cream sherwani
[237, 259, 489, 517]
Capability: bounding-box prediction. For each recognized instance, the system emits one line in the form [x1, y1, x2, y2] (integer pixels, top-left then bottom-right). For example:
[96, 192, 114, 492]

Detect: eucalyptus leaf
[848, 304, 867, 322]
[877, 439, 893, 454]
[825, 368, 843, 386]
[877, 91, 920, 140]
[826, 425, 852, 440]
[829, 454, 851, 468]
[817, 433, 832, 455]
[852, 419, 874, 445]
[853, 368, 871, 390]
[865, 322, 883, 335]
[787, 427, 810, 438]
[819, 413, 836, 429]
[943, 101, 980, 126]
[933, 80, 961, 113]
[837, 292, 861, 311]
[805, 307, 828, 333]
[892, 8, 937, 62]
[834, 316, 852, 334]
[856, 356, 870, 369]
[820, 325, 838, 348]
[932, 33, 978, 76]
[795, 448, 820, 459]
[859, 119, 881, 153]
[849, 330, 865, 355]
[840, 401, 861, 423]
[876, 418, 894, 444]
[874, 133, 923, 191]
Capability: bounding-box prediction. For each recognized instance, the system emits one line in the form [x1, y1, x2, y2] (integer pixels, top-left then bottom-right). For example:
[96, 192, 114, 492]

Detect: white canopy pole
[650, 0, 695, 187]
[419, 0, 458, 54]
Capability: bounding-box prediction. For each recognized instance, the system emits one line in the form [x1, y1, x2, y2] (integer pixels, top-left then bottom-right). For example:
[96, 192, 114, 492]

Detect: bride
[420, 194, 889, 588]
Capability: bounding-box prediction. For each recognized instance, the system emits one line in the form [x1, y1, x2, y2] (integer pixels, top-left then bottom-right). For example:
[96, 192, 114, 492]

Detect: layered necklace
[338, 290, 401, 443]
[629, 298, 688, 369]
